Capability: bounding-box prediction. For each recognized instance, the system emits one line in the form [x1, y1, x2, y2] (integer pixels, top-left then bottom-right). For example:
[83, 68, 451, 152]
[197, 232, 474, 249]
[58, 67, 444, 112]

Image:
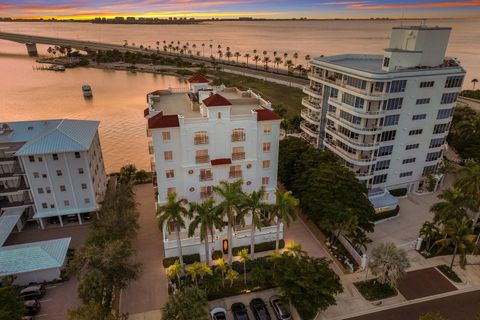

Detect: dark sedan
[232, 302, 250, 320]
[249, 298, 271, 320]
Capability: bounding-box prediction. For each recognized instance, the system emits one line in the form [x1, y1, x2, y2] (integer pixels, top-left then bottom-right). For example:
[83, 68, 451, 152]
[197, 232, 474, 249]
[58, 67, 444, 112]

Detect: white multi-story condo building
[301, 25, 465, 194]
[145, 75, 283, 259]
[0, 119, 108, 240]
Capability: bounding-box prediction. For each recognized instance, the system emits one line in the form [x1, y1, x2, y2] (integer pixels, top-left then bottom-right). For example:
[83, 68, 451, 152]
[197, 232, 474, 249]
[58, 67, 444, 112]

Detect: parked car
[249, 298, 271, 320]
[231, 302, 250, 320]
[19, 285, 46, 300]
[210, 307, 227, 320]
[24, 299, 41, 316]
[269, 296, 292, 320]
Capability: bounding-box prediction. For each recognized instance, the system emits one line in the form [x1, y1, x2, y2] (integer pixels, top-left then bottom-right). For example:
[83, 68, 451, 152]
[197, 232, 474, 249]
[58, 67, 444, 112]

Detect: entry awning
[368, 188, 399, 213]
[0, 207, 23, 247]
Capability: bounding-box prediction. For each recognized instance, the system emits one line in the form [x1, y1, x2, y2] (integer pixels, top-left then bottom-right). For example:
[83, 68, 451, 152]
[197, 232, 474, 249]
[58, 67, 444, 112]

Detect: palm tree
[166, 260, 182, 288]
[216, 258, 228, 287]
[213, 180, 245, 264]
[157, 193, 190, 268]
[262, 56, 271, 70]
[419, 221, 440, 252]
[435, 216, 477, 271]
[271, 190, 299, 252]
[285, 59, 294, 72]
[234, 52, 241, 64]
[274, 56, 283, 72]
[472, 78, 478, 89]
[209, 44, 213, 56]
[253, 55, 260, 69]
[225, 50, 232, 64]
[455, 162, 480, 227]
[283, 52, 288, 60]
[242, 187, 269, 258]
[238, 248, 250, 285]
[305, 54, 311, 66]
[430, 188, 470, 224]
[225, 268, 239, 287]
[293, 52, 298, 65]
[197, 262, 212, 284]
[201, 43, 205, 56]
[188, 199, 224, 265]
[262, 50, 267, 57]
[186, 262, 200, 286]
[244, 53, 251, 66]
[217, 50, 223, 60]
[369, 242, 410, 289]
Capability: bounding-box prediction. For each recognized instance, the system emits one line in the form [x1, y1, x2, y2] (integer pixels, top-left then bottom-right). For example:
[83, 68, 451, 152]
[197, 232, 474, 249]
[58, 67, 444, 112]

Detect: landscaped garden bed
[163, 253, 201, 268]
[354, 279, 398, 301]
[212, 239, 285, 260]
[373, 206, 400, 222]
[436, 265, 462, 283]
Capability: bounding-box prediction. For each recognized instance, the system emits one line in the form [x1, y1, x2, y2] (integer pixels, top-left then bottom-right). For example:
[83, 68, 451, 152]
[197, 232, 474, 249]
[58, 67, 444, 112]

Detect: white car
[210, 307, 228, 320]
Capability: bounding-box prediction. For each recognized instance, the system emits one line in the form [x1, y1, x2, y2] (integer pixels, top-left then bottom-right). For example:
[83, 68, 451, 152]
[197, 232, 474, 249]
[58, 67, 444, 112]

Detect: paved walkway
[120, 184, 168, 318]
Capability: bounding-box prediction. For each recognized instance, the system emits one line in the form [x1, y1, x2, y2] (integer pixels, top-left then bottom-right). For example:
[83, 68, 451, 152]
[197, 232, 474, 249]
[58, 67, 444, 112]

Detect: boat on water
[53, 65, 65, 72]
[82, 84, 93, 98]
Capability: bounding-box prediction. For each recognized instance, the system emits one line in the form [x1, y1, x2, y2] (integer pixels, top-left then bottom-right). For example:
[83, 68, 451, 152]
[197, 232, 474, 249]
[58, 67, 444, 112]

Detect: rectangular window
[345, 75, 367, 90]
[375, 160, 390, 171]
[52, 154, 58, 160]
[426, 151, 442, 162]
[409, 129, 423, 136]
[263, 124, 272, 134]
[400, 171, 413, 178]
[383, 98, 403, 110]
[444, 76, 464, 88]
[81, 183, 87, 190]
[441, 92, 459, 104]
[263, 142, 271, 152]
[342, 93, 364, 109]
[383, 115, 400, 126]
[85, 198, 91, 204]
[164, 151, 173, 161]
[33, 172, 39, 178]
[50, 204, 55, 208]
[412, 114, 427, 121]
[372, 174, 388, 185]
[433, 123, 450, 134]
[232, 128, 246, 142]
[406, 144, 419, 150]
[165, 169, 175, 179]
[377, 145, 394, 157]
[42, 173, 47, 178]
[194, 131, 209, 145]
[38, 157, 43, 162]
[387, 80, 407, 93]
[340, 110, 362, 125]
[423, 165, 438, 175]
[29, 156, 35, 162]
[162, 131, 171, 141]
[416, 98, 430, 105]
[195, 149, 209, 163]
[262, 177, 269, 185]
[430, 137, 445, 148]
[420, 81, 434, 88]
[78, 168, 84, 174]
[60, 185, 66, 192]
[437, 108, 453, 120]
[263, 160, 270, 169]
[46, 187, 51, 194]
[64, 200, 70, 206]
[380, 130, 396, 142]
[37, 188, 44, 194]
[56, 169, 62, 176]
[402, 158, 416, 164]
[232, 146, 245, 161]
[42, 203, 48, 209]
[383, 57, 390, 67]
[75, 152, 81, 158]
[167, 187, 176, 195]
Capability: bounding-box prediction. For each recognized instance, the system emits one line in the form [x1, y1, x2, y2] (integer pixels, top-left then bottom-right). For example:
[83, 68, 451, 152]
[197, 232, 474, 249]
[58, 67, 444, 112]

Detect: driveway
[120, 183, 168, 316]
[397, 267, 457, 301]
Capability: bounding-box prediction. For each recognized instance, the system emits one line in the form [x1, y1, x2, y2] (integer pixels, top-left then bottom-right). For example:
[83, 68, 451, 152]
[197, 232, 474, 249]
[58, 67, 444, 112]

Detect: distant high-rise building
[301, 25, 465, 193]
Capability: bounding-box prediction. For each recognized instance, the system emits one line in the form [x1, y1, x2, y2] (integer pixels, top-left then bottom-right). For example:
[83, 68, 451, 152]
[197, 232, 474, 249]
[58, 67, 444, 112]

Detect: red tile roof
[147, 112, 180, 129]
[202, 94, 232, 107]
[188, 75, 210, 84]
[255, 108, 282, 121]
[211, 158, 232, 166]
[144, 108, 149, 117]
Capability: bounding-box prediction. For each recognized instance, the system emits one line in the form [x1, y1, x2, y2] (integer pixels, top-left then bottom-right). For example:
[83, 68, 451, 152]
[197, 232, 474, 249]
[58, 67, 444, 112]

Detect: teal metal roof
[0, 207, 23, 247]
[0, 237, 71, 276]
[0, 120, 99, 156]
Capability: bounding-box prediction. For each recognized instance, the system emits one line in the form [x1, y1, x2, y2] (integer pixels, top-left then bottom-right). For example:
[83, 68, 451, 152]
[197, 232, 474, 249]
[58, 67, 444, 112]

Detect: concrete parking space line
[36, 314, 48, 317]
[39, 299, 52, 303]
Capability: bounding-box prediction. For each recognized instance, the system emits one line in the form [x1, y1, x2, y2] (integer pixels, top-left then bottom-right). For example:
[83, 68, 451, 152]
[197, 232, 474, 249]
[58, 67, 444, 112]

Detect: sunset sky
[1, 0, 480, 19]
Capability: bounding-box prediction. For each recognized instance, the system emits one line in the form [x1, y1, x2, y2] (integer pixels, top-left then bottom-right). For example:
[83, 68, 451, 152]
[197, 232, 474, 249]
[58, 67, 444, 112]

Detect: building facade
[301, 25, 465, 193]
[0, 120, 108, 234]
[145, 75, 283, 259]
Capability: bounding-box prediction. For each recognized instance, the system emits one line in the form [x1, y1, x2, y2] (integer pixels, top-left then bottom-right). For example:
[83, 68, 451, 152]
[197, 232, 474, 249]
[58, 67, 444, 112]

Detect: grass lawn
[437, 265, 462, 283]
[355, 279, 398, 301]
[209, 71, 304, 119]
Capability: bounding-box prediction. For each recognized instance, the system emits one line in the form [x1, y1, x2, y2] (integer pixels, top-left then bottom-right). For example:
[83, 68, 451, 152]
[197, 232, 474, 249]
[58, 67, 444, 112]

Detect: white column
[59, 215, 63, 227]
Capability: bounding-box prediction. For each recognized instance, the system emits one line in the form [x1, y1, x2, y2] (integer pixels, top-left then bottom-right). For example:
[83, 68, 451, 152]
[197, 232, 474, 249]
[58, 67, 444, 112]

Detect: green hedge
[389, 188, 407, 197]
[212, 240, 285, 261]
[374, 206, 400, 222]
[212, 250, 223, 260]
[163, 253, 201, 268]
[437, 265, 462, 283]
[354, 279, 397, 301]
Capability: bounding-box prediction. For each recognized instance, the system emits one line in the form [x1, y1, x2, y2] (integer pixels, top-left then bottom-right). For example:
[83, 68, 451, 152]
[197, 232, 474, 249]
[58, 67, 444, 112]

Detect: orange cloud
[346, 0, 480, 9]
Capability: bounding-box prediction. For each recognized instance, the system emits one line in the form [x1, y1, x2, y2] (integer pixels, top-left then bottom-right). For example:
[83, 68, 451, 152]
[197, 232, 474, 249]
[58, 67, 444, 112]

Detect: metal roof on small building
[0, 207, 23, 247]
[0, 237, 71, 276]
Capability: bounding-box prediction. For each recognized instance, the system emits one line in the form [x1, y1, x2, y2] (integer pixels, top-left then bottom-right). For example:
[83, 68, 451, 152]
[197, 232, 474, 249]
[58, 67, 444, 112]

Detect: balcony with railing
[323, 138, 377, 166]
[300, 121, 320, 138]
[303, 86, 323, 99]
[326, 112, 382, 134]
[0, 178, 28, 195]
[229, 170, 242, 179]
[194, 136, 209, 145]
[231, 133, 246, 142]
[329, 97, 384, 118]
[301, 97, 321, 111]
[325, 126, 378, 150]
[232, 152, 246, 161]
[199, 172, 213, 181]
[195, 155, 210, 164]
[301, 109, 321, 125]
